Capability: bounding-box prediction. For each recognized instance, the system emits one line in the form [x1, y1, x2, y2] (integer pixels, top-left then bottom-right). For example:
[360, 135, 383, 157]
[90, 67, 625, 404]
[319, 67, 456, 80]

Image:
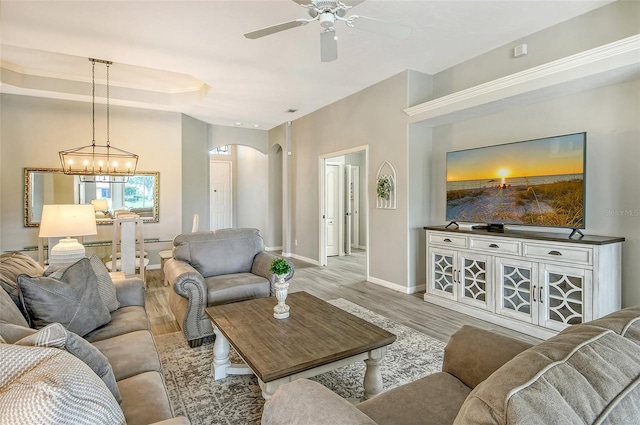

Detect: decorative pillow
[0, 344, 125, 425]
[17, 258, 111, 336]
[15, 323, 121, 403]
[46, 254, 120, 312]
[0, 252, 43, 323]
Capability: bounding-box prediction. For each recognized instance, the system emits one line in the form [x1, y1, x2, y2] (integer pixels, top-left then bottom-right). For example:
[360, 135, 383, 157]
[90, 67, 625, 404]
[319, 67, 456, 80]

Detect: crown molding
[404, 34, 640, 125]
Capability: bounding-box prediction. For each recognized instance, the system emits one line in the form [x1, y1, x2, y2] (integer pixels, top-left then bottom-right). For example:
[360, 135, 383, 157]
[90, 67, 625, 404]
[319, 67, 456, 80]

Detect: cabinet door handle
[539, 287, 543, 304]
[532, 285, 537, 302]
[489, 243, 499, 248]
[443, 238, 452, 243]
[548, 250, 562, 256]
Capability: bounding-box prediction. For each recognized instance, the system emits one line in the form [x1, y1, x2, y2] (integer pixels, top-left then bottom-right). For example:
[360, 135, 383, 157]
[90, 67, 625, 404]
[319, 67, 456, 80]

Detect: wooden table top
[205, 291, 396, 383]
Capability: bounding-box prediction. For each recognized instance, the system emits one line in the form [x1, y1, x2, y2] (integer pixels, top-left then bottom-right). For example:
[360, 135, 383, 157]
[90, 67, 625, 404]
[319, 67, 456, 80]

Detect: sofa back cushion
[173, 228, 264, 278]
[0, 252, 43, 323]
[454, 307, 640, 425]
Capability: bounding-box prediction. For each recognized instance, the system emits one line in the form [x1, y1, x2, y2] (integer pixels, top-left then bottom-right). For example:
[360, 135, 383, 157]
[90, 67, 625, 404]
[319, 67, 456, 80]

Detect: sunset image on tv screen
[446, 133, 585, 228]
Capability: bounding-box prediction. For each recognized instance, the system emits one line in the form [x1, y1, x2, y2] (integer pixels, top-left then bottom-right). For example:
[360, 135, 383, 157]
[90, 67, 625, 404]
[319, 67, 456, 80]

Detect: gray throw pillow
[46, 254, 120, 312]
[18, 258, 111, 337]
[15, 322, 121, 403]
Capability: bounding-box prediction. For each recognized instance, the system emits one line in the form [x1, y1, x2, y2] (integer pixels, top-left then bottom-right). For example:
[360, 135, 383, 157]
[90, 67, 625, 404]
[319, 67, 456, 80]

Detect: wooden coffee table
[205, 291, 396, 400]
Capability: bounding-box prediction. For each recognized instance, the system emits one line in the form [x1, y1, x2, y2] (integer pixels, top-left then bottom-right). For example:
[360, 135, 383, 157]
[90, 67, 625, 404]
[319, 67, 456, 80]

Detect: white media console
[424, 226, 624, 339]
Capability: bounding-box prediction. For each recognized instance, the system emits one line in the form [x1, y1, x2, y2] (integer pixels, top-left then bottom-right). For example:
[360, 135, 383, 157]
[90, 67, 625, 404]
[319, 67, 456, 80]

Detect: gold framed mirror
[24, 168, 159, 226]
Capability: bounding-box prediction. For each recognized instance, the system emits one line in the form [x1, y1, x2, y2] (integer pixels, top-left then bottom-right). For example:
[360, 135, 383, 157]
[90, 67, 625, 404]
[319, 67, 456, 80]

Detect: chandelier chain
[106, 62, 110, 147]
[92, 59, 96, 147]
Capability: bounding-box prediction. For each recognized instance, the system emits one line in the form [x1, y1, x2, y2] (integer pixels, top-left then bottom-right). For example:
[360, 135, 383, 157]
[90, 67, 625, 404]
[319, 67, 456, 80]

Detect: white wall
[431, 78, 640, 307]
[0, 94, 182, 263]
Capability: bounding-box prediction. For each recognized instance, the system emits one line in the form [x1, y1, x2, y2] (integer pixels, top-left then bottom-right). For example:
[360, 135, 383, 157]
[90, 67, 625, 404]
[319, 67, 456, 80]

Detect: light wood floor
[145, 250, 540, 345]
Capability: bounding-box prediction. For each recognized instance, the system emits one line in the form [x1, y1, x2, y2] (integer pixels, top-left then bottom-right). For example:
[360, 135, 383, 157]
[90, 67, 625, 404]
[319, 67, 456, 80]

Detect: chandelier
[59, 58, 138, 183]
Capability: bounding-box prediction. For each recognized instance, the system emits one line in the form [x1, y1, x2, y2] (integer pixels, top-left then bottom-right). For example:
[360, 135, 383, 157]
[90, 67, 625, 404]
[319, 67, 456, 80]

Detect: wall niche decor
[376, 160, 396, 209]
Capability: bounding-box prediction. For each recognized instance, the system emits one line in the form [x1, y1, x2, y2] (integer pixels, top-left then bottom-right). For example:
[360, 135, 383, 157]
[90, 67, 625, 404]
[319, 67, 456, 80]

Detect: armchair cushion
[206, 273, 270, 306]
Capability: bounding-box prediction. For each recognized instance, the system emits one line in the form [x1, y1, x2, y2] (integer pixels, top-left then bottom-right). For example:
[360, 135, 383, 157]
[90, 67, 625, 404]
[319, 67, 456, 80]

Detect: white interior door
[345, 165, 352, 256]
[210, 161, 232, 230]
[325, 164, 339, 257]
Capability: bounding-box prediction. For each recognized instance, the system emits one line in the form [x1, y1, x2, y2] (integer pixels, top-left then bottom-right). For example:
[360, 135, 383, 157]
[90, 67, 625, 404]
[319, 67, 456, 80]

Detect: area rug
[155, 298, 446, 425]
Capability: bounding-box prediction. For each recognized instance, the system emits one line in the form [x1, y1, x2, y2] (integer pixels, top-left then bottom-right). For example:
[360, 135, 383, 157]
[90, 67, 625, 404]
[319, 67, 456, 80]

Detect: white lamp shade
[39, 204, 98, 238]
[91, 199, 109, 211]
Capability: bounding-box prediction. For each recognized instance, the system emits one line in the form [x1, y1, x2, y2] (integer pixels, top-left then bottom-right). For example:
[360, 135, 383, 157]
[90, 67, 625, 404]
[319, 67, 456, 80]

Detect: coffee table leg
[211, 326, 253, 381]
[212, 326, 232, 380]
[363, 347, 385, 400]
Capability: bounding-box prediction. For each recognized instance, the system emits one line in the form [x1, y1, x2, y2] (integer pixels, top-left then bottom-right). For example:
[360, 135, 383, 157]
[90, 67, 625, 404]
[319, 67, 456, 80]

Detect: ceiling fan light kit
[244, 0, 411, 62]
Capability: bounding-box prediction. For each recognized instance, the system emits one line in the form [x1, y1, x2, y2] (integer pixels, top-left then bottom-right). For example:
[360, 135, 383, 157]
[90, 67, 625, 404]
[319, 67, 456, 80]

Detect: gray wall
[432, 1, 640, 98]
[430, 78, 640, 307]
[286, 71, 411, 288]
[236, 145, 268, 235]
[267, 144, 283, 249]
[0, 94, 183, 264]
[181, 114, 210, 232]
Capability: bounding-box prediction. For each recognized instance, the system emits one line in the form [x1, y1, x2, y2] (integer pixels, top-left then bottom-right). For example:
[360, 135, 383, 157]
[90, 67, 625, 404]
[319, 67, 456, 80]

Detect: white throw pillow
[0, 344, 125, 425]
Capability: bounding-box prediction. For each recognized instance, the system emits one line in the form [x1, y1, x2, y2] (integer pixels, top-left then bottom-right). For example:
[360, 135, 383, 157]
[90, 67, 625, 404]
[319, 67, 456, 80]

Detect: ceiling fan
[244, 0, 412, 62]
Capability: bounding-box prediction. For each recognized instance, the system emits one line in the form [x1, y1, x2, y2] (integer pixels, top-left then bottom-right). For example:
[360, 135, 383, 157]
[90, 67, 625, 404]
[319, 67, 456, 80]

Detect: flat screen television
[446, 132, 586, 232]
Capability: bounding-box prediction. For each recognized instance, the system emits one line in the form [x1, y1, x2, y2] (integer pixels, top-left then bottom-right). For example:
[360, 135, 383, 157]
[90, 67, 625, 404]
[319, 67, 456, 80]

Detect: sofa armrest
[149, 418, 191, 425]
[442, 325, 534, 389]
[262, 379, 377, 425]
[113, 277, 146, 307]
[251, 252, 294, 295]
[164, 258, 211, 341]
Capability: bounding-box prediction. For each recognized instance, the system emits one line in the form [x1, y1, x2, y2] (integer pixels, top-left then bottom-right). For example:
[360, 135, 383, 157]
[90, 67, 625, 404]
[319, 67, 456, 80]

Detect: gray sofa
[0, 253, 188, 425]
[262, 306, 640, 425]
[164, 228, 293, 347]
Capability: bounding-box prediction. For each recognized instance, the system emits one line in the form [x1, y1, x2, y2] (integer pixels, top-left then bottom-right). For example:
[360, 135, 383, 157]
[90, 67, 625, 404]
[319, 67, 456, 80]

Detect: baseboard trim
[367, 276, 423, 294]
[265, 246, 283, 252]
[147, 264, 160, 271]
[289, 253, 320, 266]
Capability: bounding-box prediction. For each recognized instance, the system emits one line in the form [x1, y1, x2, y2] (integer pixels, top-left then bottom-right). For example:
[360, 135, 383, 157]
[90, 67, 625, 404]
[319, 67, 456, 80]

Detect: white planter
[273, 275, 290, 319]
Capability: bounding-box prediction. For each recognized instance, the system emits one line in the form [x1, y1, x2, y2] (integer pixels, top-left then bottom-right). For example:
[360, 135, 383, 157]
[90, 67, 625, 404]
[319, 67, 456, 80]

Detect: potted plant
[269, 257, 291, 277]
[270, 258, 292, 319]
[377, 177, 391, 200]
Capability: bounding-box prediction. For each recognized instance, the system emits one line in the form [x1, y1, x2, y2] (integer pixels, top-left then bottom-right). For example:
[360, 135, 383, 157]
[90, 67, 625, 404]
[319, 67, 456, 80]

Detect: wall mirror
[24, 168, 159, 226]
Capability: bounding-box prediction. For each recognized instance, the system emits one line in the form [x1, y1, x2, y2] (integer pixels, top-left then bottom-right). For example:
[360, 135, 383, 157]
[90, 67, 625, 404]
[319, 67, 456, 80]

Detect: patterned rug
[155, 298, 446, 425]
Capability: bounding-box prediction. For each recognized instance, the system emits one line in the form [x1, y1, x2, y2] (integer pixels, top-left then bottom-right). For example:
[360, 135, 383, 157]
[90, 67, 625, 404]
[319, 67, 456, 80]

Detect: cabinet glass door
[540, 264, 592, 331]
[428, 248, 456, 300]
[459, 253, 492, 311]
[496, 258, 537, 324]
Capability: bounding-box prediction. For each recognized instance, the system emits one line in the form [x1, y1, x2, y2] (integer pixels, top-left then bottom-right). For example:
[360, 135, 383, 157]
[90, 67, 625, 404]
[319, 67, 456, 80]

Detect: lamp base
[49, 238, 86, 266]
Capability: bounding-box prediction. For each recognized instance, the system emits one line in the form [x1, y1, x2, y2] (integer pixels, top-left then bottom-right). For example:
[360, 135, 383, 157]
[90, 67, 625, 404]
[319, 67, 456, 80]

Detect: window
[210, 145, 230, 155]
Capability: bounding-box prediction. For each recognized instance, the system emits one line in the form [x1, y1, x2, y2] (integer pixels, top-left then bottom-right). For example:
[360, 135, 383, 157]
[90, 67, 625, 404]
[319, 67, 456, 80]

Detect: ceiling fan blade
[244, 19, 309, 39]
[320, 29, 338, 62]
[349, 15, 412, 39]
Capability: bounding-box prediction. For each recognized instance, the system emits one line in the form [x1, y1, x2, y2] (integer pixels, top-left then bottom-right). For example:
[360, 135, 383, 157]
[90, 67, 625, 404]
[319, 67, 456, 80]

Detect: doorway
[319, 146, 368, 276]
[209, 160, 232, 230]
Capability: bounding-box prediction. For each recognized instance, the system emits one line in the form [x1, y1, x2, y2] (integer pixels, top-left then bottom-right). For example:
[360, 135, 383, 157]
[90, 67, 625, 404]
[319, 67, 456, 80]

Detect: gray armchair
[164, 228, 293, 347]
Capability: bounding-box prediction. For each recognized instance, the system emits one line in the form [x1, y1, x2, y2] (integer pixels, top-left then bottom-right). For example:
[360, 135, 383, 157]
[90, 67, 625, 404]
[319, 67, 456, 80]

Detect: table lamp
[39, 204, 98, 266]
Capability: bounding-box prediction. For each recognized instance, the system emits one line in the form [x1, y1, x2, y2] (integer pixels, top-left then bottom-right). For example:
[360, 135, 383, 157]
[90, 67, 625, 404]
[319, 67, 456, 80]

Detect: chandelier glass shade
[59, 58, 138, 183]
